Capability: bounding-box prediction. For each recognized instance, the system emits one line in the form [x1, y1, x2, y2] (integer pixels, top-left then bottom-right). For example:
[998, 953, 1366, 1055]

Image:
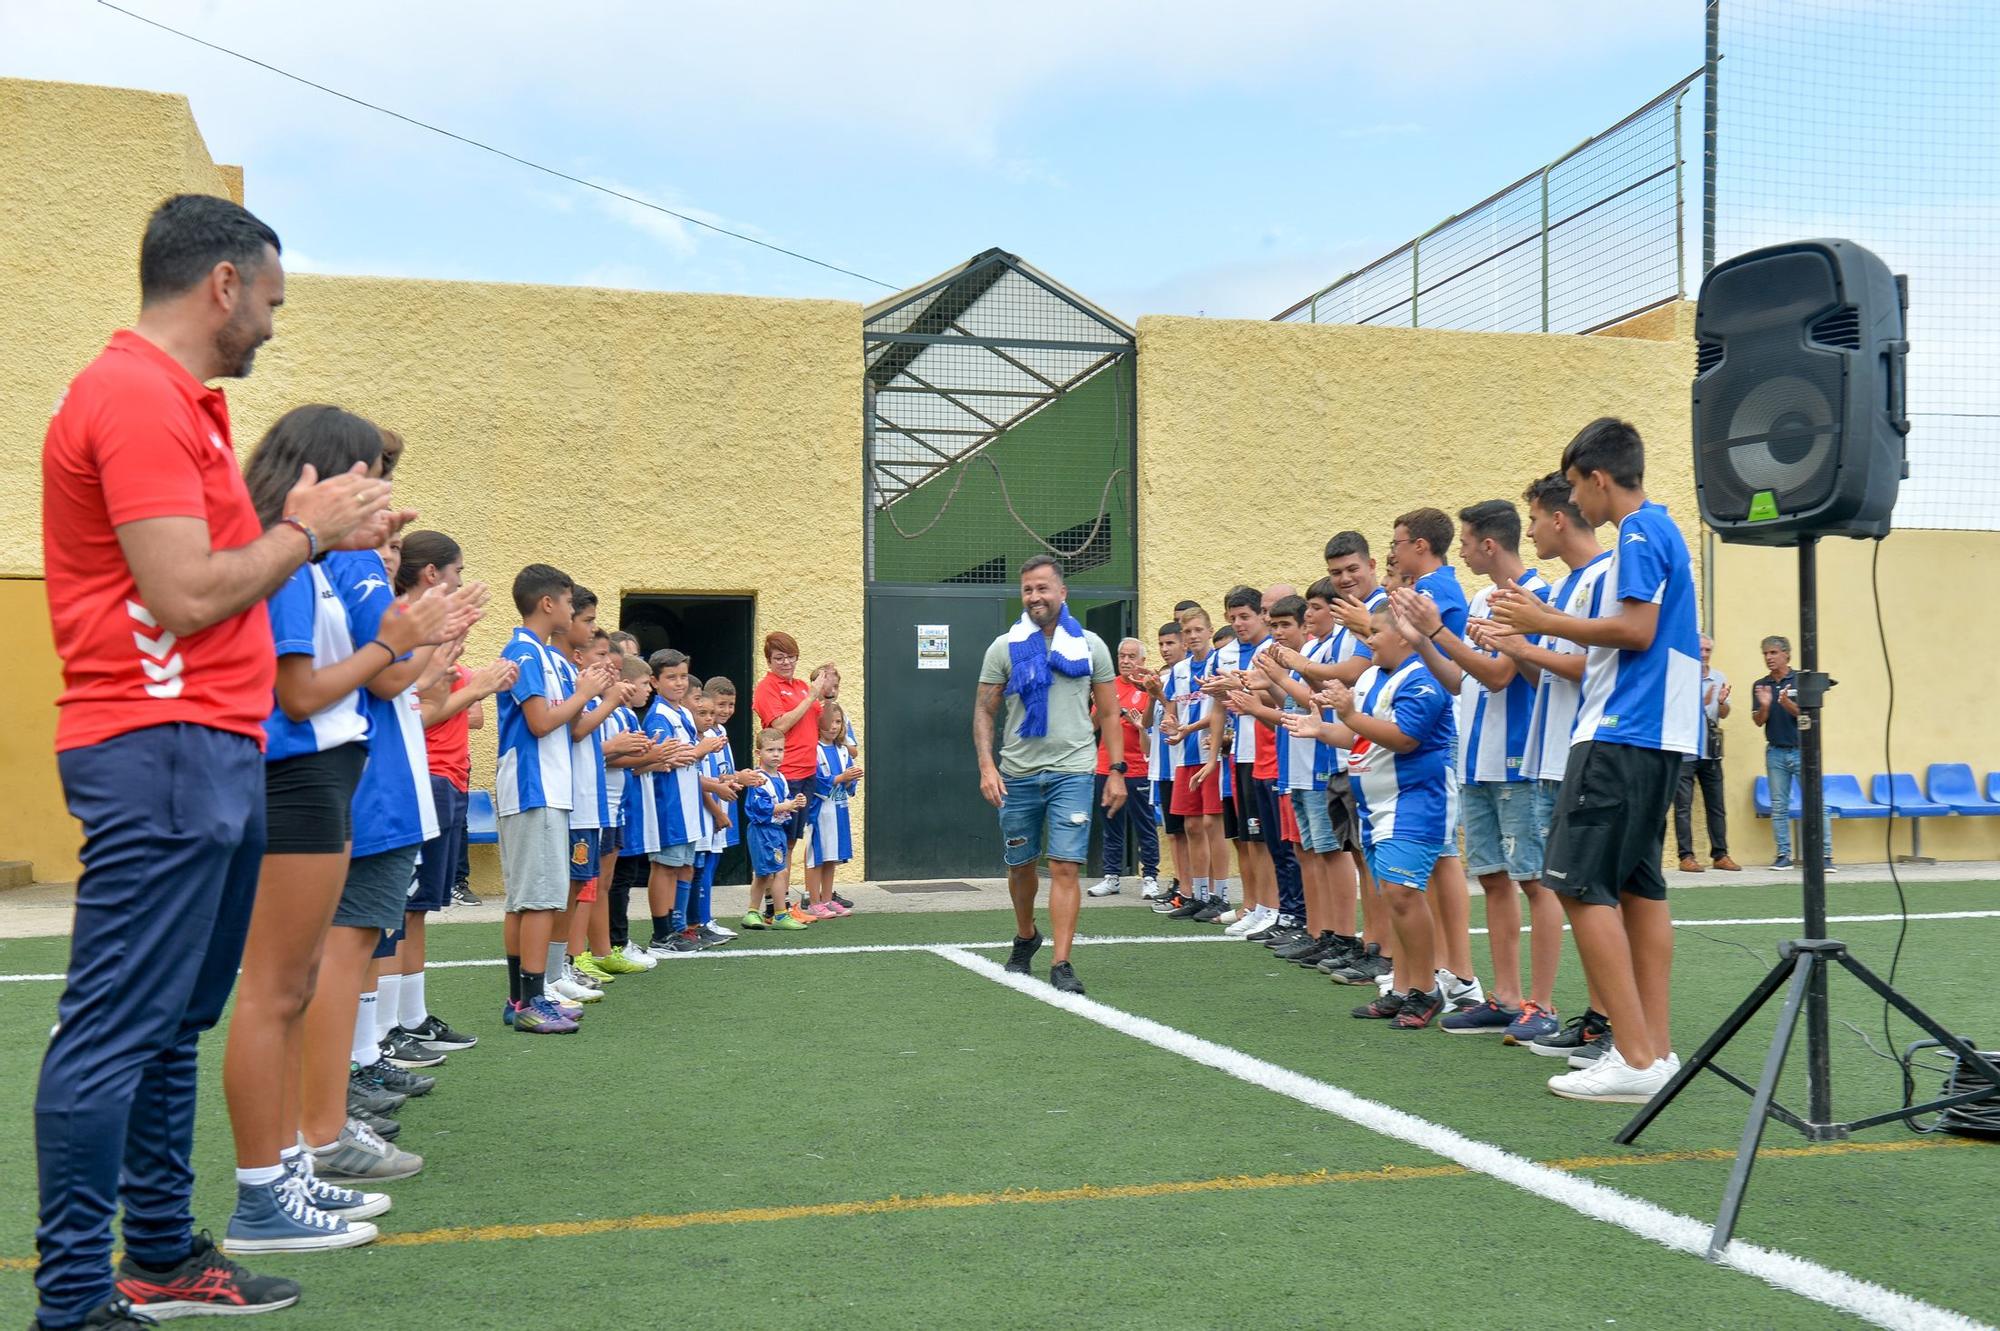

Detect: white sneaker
[563, 961, 602, 992]
[705, 921, 737, 939]
[1376, 972, 1397, 996]
[1214, 907, 1242, 926]
[1088, 876, 1122, 898]
[621, 941, 659, 971]
[1440, 970, 1484, 1009]
[1548, 1046, 1673, 1103]
[550, 977, 600, 1005]
[1223, 906, 1265, 937]
[1140, 876, 1164, 900]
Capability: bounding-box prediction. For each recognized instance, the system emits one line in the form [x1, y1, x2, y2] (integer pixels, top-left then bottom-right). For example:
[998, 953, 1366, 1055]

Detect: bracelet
[366, 639, 397, 664]
[278, 515, 318, 562]
[1428, 625, 1445, 640]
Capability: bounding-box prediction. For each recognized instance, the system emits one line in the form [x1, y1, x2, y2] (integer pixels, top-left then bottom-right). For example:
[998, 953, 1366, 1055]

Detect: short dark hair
[394, 529, 463, 593]
[1561, 417, 1645, 489]
[512, 563, 573, 617]
[704, 675, 737, 696]
[1157, 622, 1182, 638]
[1019, 553, 1064, 582]
[1523, 471, 1583, 525]
[571, 583, 599, 616]
[1223, 585, 1262, 614]
[1394, 508, 1453, 559]
[1305, 576, 1337, 603]
[1324, 530, 1370, 562]
[1212, 626, 1235, 645]
[1173, 599, 1201, 614]
[1457, 499, 1521, 554]
[649, 648, 689, 674]
[608, 630, 641, 654]
[1266, 594, 1307, 624]
[243, 404, 384, 530]
[140, 194, 281, 306]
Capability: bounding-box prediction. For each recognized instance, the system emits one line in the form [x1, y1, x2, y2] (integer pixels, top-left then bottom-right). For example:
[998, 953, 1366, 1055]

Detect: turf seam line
[0, 909, 1995, 983]
[929, 944, 1992, 1331]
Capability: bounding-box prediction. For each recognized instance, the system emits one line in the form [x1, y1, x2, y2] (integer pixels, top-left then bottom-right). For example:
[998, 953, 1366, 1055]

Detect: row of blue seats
[1752, 763, 2000, 820]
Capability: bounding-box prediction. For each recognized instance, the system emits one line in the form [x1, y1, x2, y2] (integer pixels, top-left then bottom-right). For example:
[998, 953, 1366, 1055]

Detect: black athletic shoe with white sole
[383, 1028, 447, 1069]
[116, 1230, 301, 1320]
[405, 1013, 478, 1051]
[1050, 961, 1085, 995]
[1005, 930, 1043, 975]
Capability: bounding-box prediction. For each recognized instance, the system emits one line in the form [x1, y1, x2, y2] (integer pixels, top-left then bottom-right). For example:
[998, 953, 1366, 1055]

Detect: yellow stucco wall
[0, 580, 74, 878]
[2, 77, 868, 884]
[1133, 315, 1698, 637]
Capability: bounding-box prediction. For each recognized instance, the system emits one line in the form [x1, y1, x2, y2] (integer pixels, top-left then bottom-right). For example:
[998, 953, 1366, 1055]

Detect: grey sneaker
[312, 1119, 424, 1182]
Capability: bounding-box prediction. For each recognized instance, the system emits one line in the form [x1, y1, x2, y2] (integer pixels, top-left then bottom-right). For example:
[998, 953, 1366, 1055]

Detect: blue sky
[5, 2, 1699, 319]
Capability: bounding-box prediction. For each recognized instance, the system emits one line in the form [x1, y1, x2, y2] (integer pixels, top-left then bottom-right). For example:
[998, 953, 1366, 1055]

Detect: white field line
[1, 909, 1997, 983]
[931, 944, 1991, 1331]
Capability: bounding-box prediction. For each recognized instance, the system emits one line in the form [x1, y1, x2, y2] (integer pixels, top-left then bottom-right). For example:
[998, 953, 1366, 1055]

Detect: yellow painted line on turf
[0, 1136, 1972, 1272]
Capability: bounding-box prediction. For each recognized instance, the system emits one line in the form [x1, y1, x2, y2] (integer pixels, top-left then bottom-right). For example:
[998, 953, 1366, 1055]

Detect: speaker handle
[1885, 338, 1911, 438]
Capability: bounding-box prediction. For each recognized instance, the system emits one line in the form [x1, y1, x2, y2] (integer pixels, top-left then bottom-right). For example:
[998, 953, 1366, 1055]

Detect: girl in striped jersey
[806, 703, 863, 913]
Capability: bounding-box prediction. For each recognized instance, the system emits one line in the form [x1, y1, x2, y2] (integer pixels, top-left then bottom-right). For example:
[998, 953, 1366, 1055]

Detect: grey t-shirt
[979, 629, 1116, 777]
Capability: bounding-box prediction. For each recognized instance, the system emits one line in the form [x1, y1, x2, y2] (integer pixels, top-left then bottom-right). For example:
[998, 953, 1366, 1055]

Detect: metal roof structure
[862, 248, 1134, 509]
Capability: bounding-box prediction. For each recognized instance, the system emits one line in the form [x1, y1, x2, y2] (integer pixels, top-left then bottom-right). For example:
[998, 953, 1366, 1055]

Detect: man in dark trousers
[1675, 634, 1740, 873]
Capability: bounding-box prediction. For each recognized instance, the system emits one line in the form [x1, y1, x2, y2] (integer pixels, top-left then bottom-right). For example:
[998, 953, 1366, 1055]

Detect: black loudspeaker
[1692, 238, 1909, 546]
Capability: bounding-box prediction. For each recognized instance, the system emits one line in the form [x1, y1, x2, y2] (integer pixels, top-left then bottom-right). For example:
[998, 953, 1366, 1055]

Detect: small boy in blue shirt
[744, 729, 808, 930]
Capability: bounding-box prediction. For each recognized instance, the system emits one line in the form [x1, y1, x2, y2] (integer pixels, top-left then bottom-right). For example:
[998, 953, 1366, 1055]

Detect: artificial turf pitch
[3, 878, 1997, 1329]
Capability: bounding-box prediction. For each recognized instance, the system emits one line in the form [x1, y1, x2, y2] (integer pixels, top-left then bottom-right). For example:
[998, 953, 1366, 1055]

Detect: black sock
[506, 954, 522, 1004]
[651, 915, 674, 944]
[520, 969, 544, 1003]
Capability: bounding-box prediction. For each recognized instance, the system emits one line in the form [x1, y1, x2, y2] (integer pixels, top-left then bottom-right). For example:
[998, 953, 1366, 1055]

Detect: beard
[213, 308, 267, 379]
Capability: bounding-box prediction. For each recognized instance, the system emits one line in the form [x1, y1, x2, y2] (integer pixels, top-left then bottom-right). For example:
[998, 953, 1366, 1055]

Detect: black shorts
[1543, 741, 1681, 907]
[1159, 781, 1186, 837]
[1324, 772, 1363, 852]
[612, 853, 651, 894]
[1229, 761, 1258, 842]
[264, 743, 367, 855]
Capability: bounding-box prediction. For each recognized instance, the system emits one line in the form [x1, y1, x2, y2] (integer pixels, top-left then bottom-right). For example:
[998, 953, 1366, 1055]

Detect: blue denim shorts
[1367, 838, 1447, 891]
[1288, 787, 1337, 853]
[1459, 780, 1544, 881]
[999, 770, 1095, 866]
[650, 841, 696, 869]
[1532, 779, 1561, 851]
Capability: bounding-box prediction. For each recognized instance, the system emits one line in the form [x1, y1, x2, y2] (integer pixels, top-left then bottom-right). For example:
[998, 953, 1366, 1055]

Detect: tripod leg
[1709, 951, 1816, 1259]
[1617, 952, 1799, 1145]
[1837, 953, 2000, 1091]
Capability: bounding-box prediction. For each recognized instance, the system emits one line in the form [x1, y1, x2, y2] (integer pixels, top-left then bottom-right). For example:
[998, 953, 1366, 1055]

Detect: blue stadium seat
[1871, 773, 1952, 819]
[467, 788, 498, 845]
[1989, 772, 2000, 804]
[1823, 774, 1891, 819]
[1753, 775, 1802, 820]
[1928, 763, 2000, 816]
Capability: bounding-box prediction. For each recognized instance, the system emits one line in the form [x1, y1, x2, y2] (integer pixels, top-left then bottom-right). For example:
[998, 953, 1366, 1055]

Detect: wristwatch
[1109, 762, 1128, 775]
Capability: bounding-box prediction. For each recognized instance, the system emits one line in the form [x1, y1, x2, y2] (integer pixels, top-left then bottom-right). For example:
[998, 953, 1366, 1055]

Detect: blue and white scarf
[1006, 603, 1093, 738]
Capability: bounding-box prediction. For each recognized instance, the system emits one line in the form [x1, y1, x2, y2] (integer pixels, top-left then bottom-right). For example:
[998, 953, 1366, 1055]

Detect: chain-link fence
[863, 251, 1136, 590]
[1275, 71, 1700, 335]
[1713, 0, 2000, 532]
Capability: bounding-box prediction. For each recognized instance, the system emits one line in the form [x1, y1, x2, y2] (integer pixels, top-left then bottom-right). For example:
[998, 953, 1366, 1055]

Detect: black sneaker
[1391, 988, 1445, 1031]
[346, 1066, 407, 1113]
[1330, 945, 1395, 985]
[383, 1028, 447, 1069]
[1352, 989, 1408, 1020]
[1151, 892, 1191, 915]
[696, 923, 734, 948]
[1168, 897, 1208, 919]
[355, 1058, 435, 1098]
[117, 1229, 300, 1320]
[1262, 925, 1308, 950]
[1244, 917, 1284, 942]
[1272, 932, 1325, 961]
[1004, 930, 1043, 975]
[1319, 939, 1374, 975]
[1191, 900, 1227, 923]
[1309, 935, 1361, 971]
[407, 1013, 478, 1051]
[668, 930, 705, 953]
[351, 1105, 401, 1140]
[32, 1297, 157, 1328]
[1527, 1007, 1611, 1058]
[451, 881, 482, 907]
[832, 891, 855, 909]
[1050, 961, 1086, 995]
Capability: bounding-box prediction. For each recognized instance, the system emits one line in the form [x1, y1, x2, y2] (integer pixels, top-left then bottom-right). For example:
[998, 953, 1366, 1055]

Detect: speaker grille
[1809, 307, 1861, 349]
[1696, 340, 1724, 375]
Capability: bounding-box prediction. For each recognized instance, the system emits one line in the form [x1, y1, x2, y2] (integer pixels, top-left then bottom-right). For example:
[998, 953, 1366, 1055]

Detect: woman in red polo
[752, 633, 834, 878]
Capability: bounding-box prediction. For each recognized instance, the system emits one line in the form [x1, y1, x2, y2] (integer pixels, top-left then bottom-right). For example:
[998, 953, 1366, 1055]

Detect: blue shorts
[650, 841, 696, 870]
[1367, 838, 1448, 890]
[748, 827, 788, 877]
[411, 777, 466, 913]
[1459, 780, 1544, 881]
[569, 827, 601, 882]
[1532, 778, 1561, 847]
[999, 770, 1094, 867]
[1288, 787, 1337, 853]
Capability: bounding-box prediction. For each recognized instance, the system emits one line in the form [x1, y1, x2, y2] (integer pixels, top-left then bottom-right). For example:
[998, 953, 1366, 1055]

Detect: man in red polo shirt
[35, 194, 392, 1331]
[752, 632, 835, 878]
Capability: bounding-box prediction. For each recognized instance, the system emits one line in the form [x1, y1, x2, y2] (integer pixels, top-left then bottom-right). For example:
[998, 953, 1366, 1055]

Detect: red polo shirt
[753, 671, 821, 782]
[1095, 676, 1151, 778]
[426, 665, 474, 791]
[41, 330, 275, 752]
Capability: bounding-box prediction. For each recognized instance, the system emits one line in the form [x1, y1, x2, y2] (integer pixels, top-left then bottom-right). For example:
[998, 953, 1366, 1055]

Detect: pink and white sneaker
[821, 899, 851, 917]
[808, 902, 838, 920]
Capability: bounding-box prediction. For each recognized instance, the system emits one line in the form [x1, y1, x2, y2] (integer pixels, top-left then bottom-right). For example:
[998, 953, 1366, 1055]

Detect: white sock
[352, 991, 380, 1067]
[546, 941, 568, 982]
[1192, 877, 1209, 899]
[399, 971, 428, 1029]
[375, 974, 402, 1040]
[236, 1164, 285, 1187]
[279, 1144, 302, 1165]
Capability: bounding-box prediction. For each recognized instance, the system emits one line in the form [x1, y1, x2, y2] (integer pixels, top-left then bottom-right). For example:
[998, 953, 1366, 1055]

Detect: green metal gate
[862, 250, 1137, 881]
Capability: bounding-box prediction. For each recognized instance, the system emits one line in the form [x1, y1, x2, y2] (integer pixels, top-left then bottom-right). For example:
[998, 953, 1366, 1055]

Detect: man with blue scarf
[976, 555, 1123, 995]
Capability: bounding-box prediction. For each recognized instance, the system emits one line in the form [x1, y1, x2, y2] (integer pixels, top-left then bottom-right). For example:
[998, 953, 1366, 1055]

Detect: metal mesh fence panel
[1715, 0, 2000, 531]
[1277, 72, 1698, 335]
[864, 253, 1136, 589]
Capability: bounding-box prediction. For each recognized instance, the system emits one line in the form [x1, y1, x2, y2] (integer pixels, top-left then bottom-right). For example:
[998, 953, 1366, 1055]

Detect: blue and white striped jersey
[1571, 503, 1703, 755]
[645, 696, 702, 848]
[602, 704, 637, 812]
[552, 656, 609, 832]
[1277, 634, 1337, 793]
[1348, 657, 1454, 847]
[1522, 552, 1613, 782]
[1213, 636, 1271, 763]
[325, 550, 438, 855]
[496, 626, 573, 817]
[263, 561, 369, 761]
[1459, 571, 1551, 784]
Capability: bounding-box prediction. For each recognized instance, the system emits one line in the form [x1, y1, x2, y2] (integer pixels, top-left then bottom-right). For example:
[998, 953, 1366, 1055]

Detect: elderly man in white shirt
[1674, 634, 1740, 872]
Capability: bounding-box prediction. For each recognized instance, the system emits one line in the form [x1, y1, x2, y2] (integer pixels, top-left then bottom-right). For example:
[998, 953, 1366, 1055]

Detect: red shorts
[575, 876, 599, 905]
[1278, 796, 1301, 845]
[1171, 767, 1221, 817]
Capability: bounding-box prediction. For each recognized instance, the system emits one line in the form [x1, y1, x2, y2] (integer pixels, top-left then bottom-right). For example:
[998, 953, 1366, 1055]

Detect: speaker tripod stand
[1613, 535, 2000, 1259]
